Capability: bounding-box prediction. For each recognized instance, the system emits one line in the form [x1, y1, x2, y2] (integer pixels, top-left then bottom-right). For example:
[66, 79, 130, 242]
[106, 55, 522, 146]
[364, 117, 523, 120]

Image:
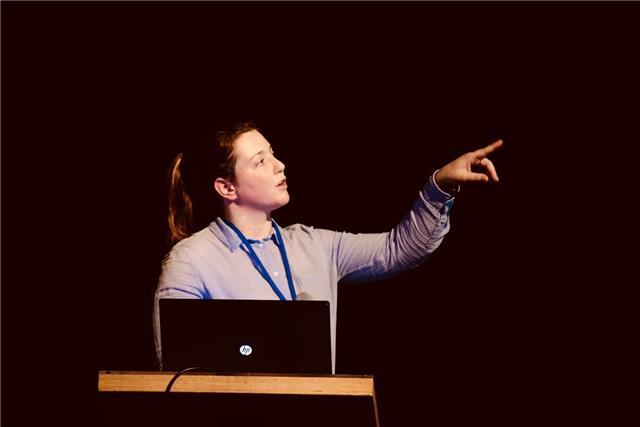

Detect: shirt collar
[208, 217, 278, 252]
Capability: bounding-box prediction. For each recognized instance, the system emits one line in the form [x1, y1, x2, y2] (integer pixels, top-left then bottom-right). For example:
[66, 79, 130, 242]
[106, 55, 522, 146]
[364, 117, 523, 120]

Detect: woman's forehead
[235, 130, 270, 159]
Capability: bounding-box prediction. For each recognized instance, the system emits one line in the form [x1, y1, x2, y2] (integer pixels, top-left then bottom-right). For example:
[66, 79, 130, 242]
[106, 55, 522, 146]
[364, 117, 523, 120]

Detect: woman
[154, 121, 502, 372]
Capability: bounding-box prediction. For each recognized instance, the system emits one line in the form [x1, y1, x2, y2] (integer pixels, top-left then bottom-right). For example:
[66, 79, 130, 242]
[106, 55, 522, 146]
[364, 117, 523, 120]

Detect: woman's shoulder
[282, 223, 341, 245]
[283, 222, 315, 234]
[167, 227, 221, 257]
[283, 222, 348, 235]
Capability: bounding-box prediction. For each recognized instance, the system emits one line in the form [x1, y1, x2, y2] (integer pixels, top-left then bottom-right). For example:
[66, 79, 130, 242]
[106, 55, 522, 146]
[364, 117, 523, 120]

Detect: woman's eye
[257, 159, 264, 165]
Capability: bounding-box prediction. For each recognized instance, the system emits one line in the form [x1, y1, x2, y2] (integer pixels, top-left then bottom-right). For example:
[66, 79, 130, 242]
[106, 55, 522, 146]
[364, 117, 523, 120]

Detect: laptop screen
[159, 299, 332, 374]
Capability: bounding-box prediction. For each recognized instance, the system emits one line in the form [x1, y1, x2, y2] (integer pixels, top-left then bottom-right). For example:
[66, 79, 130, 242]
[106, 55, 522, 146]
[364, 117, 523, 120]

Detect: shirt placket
[252, 239, 290, 300]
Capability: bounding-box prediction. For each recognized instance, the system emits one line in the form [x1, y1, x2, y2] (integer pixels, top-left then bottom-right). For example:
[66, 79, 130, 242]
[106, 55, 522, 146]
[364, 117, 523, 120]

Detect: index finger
[473, 139, 504, 158]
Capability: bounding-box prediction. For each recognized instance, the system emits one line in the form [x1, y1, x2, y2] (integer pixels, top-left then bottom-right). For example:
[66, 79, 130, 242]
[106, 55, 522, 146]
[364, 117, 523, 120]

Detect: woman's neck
[224, 207, 273, 240]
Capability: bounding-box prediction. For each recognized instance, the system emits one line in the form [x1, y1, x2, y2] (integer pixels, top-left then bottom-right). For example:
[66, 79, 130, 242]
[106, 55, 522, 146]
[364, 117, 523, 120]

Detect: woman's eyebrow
[250, 150, 266, 161]
[249, 145, 273, 161]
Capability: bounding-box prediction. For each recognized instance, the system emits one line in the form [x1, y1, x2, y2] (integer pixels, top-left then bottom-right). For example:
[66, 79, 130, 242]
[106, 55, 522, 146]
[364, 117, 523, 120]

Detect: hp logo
[239, 345, 253, 356]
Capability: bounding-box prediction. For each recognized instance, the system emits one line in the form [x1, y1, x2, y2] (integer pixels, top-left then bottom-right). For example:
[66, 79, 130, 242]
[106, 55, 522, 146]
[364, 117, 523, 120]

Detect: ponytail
[167, 153, 193, 245]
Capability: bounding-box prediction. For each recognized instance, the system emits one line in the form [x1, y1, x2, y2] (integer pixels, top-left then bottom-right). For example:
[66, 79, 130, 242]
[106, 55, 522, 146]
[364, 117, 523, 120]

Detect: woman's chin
[274, 193, 290, 209]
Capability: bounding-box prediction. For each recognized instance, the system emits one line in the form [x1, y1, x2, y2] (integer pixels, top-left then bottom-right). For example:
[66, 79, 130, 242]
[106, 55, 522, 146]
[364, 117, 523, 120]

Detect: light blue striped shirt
[154, 171, 455, 373]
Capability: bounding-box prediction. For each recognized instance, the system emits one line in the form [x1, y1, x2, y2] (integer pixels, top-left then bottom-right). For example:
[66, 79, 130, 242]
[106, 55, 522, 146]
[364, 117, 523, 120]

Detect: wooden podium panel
[98, 371, 380, 427]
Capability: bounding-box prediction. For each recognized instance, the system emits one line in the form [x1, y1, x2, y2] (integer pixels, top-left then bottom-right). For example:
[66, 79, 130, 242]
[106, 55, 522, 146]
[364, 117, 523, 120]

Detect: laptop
[159, 299, 332, 374]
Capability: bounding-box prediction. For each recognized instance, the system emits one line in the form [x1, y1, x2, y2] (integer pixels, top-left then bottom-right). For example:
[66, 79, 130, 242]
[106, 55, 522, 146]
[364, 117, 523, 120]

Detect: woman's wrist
[434, 169, 458, 195]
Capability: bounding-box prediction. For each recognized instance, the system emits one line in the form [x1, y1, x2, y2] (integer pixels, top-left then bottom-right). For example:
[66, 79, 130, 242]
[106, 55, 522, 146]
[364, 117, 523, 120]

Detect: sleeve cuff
[426, 169, 459, 202]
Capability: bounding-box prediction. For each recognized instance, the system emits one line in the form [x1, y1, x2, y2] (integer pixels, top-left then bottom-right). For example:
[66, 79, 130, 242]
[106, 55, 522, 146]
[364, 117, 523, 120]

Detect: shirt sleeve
[321, 170, 455, 283]
[153, 245, 207, 369]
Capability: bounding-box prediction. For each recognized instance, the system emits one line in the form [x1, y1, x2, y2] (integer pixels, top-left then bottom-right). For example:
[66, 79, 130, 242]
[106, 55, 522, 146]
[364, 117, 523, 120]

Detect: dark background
[3, 2, 637, 425]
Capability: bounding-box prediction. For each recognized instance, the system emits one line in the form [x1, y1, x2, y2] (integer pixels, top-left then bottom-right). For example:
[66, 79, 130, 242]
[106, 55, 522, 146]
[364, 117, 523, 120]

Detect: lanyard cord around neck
[222, 218, 297, 301]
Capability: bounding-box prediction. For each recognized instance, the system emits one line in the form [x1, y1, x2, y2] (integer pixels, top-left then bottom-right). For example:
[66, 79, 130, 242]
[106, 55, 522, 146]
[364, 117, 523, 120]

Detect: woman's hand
[435, 139, 504, 194]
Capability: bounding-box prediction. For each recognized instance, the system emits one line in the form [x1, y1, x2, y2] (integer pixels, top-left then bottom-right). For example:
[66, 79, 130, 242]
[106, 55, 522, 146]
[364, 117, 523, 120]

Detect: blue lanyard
[222, 218, 297, 301]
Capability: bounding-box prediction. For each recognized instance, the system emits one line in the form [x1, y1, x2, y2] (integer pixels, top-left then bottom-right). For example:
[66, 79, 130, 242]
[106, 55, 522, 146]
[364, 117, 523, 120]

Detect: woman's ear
[214, 178, 237, 201]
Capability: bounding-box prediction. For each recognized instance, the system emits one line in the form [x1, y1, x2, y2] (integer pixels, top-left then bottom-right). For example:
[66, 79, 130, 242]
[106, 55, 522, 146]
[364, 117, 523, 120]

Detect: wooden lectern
[98, 371, 380, 427]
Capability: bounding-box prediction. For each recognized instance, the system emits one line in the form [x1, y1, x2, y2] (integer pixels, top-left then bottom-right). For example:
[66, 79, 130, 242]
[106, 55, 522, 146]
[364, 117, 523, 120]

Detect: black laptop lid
[159, 299, 331, 374]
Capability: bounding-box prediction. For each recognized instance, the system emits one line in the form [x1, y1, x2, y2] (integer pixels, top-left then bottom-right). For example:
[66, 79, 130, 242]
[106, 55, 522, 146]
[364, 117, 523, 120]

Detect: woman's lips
[277, 179, 287, 188]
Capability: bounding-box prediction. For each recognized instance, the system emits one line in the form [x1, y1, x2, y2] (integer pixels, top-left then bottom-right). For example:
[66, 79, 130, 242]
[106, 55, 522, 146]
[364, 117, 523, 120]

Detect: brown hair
[167, 121, 259, 245]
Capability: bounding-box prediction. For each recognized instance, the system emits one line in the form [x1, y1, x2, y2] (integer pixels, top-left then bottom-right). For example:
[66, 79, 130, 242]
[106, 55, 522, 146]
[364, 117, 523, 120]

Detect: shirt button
[273, 271, 280, 277]
[258, 243, 264, 248]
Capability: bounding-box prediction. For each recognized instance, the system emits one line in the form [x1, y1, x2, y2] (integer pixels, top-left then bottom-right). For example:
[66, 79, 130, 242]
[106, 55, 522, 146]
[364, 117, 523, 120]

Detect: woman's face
[230, 130, 289, 213]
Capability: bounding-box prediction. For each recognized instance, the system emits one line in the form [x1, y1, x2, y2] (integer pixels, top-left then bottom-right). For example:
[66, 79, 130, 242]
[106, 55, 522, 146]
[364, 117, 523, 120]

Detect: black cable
[164, 367, 211, 392]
